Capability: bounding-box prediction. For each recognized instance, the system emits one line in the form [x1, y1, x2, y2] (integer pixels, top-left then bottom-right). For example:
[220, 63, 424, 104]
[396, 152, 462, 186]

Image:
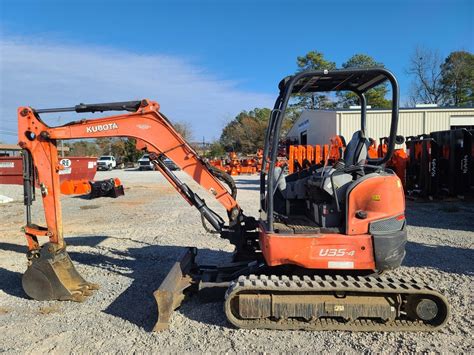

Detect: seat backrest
[344, 131, 369, 166]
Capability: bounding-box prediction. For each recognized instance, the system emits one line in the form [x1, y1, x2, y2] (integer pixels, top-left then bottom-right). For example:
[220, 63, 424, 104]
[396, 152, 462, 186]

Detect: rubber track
[224, 274, 450, 331]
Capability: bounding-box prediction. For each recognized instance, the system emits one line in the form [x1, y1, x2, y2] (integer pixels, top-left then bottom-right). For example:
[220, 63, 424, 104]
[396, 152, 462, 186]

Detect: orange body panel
[346, 175, 405, 235]
[261, 174, 404, 270]
[60, 179, 91, 195]
[259, 227, 375, 270]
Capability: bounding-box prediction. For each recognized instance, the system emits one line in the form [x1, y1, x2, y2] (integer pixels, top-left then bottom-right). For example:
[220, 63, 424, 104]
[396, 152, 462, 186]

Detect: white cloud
[0, 38, 274, 143]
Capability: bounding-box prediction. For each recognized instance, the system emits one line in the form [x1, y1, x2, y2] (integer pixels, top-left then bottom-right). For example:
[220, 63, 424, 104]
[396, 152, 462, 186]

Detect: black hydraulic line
[358, 93, 367, 134]
[34, 100, 142, 114]
[150, 156, 225, 233]
[207, 164, 237, 200]
[22, 150, 35, 226]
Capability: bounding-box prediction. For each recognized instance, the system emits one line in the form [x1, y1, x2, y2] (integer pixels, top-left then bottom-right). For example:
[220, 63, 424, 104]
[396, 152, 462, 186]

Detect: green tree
[441, 51, 474, 106]
[338, 54, 391, 108]
[294, 51, 337, 109]
[220, 108, 271, 154]
[206, 141, 226, 158]
[123, 138, 142, 163]
[65, 140, 100, 157]
[95, 138, 140, 163]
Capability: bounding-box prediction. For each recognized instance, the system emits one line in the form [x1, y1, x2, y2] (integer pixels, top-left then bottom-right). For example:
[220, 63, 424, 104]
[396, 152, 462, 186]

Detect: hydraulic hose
[207, 164, 237, 200]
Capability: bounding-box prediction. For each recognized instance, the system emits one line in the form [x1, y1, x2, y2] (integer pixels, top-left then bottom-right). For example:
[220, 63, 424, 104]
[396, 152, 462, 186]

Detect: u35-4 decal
[319, 248, 355, 257]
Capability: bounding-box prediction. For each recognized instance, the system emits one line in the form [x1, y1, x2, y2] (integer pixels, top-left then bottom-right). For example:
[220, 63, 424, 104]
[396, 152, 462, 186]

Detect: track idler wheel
[22, 242, 98, 302]
[405, 295, 447, 325]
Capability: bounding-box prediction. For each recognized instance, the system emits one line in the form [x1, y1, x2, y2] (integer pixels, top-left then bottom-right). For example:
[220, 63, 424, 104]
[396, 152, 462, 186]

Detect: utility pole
[58, 116, 65, 157]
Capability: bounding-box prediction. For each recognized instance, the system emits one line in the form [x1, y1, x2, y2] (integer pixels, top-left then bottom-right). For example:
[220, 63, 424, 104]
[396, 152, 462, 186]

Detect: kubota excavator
[16, 68, 449, 332]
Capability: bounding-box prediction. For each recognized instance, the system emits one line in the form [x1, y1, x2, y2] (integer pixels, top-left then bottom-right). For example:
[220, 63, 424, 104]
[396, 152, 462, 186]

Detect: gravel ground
[0, 170, 473, 353]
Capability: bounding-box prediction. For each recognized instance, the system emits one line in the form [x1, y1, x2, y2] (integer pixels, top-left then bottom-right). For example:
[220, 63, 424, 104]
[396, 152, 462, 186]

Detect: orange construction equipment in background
[378, 137, 388, 158]
[256, 148, 263, 172]
[227, 152, 241, 176]
[287, 136, 347, 174]
[209, 150, 262, 176]
[368, 139, 378, 159]
[378, 137, 408, 186]
[390, 149, 408, 187]
[60, 179, 91, 195]
[328, 135, 346, 163]
[322, 144, 329, 163]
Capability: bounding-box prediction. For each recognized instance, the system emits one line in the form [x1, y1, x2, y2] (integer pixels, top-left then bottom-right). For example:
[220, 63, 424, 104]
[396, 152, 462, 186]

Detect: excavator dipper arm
[16, 99, 243, 308]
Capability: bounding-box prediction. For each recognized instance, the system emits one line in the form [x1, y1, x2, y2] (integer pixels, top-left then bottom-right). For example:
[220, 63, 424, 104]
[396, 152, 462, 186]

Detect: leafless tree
[407, 46, 444, 105]
[174, 121, 194, 141]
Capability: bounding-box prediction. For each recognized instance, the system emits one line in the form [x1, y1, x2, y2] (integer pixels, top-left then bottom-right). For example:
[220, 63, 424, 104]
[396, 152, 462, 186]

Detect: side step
[224, 274, 450, 331]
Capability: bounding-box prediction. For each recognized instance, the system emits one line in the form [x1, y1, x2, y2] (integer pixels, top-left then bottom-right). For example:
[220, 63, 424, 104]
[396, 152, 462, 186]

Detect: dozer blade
[22, 242, 99, 302]
[153, 247, 197, 331]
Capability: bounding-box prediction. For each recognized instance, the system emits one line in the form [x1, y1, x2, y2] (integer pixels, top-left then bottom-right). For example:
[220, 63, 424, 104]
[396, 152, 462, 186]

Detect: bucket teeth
[22, 242, 98, 302]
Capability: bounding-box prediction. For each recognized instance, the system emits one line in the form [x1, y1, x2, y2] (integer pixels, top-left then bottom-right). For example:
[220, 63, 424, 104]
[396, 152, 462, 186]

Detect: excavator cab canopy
[260, 68, 400, 231]
[278, 69, 390, 94]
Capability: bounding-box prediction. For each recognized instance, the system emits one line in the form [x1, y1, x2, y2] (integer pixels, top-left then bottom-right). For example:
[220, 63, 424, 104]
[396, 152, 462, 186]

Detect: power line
[0, 130, 17, 136]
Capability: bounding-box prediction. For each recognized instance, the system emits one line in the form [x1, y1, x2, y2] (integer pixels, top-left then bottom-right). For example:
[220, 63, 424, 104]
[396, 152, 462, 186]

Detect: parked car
[138, 154, 154, 170]
[137, 154, 179, 171]
[162, 157, 179, 171]
[96, 155, 116, 171]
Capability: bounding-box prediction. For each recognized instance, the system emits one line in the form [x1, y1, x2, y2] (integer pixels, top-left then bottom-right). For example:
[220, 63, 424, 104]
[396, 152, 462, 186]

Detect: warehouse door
[450, 116, 474, 130]
[300, 131, 307, 145]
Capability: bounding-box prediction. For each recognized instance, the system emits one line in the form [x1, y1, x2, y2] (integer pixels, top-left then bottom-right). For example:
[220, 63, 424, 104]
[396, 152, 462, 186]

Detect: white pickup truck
[96, 155, 117, 171]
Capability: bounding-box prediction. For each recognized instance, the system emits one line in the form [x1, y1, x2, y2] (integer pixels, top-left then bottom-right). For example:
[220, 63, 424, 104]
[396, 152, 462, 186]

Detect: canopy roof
[279, 68, 388, 95]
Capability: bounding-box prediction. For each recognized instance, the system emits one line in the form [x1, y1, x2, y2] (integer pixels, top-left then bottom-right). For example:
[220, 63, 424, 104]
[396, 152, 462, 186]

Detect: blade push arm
[17, 99, 240, 250]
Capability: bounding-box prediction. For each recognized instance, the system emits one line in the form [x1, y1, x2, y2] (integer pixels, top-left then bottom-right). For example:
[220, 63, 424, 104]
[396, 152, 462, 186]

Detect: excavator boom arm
[17, 99, 240, 249]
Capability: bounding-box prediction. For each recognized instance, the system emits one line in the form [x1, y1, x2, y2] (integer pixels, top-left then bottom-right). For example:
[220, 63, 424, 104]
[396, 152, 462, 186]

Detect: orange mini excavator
[17, 68, 448, 332]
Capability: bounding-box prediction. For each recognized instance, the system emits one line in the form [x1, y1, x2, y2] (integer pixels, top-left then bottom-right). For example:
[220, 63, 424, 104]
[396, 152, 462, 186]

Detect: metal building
[286, 106, 474, 146]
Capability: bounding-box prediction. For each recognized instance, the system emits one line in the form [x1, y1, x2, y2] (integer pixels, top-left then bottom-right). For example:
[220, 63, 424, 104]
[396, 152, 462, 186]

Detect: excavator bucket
[22, 242, 98, 302]
[153, 247, 197, 331]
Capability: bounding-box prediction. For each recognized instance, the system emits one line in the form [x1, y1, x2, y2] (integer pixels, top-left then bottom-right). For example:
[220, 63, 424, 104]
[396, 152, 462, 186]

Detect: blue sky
[0, 0, 473, 143]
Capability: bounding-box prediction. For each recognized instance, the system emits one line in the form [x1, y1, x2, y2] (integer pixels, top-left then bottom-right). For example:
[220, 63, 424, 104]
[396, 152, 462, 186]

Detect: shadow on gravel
[66, 235, 109, 247]
[66, 238, 232, 331]
[0, 267, 27, 299]
[0, 242, 26, 254]
[404, 241, 474, 276]
[405, 200, 474, 232]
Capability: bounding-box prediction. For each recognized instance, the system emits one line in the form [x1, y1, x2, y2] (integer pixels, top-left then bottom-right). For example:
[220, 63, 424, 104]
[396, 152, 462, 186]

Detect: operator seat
[343, 130, 370, 166]
[281, 131, 371, 215]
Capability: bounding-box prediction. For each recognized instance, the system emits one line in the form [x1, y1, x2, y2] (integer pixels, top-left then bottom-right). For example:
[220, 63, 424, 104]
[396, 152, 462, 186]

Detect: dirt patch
[80, 205, 101, 210]
[38, 305, 61, 315]
[113, 200, 145, 206]
[0, 307, 10, 315]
